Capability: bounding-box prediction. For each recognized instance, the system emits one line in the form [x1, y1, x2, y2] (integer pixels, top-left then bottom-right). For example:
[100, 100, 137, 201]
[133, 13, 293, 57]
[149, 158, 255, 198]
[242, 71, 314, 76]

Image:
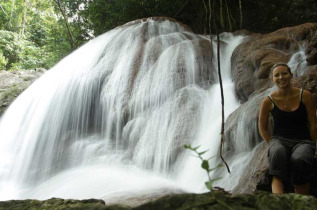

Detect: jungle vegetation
[0, 0, 316, 70]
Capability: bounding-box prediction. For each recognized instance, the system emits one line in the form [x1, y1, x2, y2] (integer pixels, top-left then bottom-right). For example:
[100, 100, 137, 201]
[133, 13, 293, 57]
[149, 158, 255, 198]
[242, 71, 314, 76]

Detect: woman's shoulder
[301, 89, 313, 104]
[261, 96, 274, 111]
[302, 89, 312, 95]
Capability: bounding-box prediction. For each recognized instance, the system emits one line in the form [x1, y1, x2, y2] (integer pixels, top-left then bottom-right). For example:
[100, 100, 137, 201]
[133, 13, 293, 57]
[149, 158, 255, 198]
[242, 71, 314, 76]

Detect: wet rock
[0, 198, 110, 210]
[224, 90, 272, 155]
[231, 23, 317, 102]
[306, 49, 317, 65]
[292, 65, 317, 107]
[120, 17, 193, 33]
[305, 30, 317, 65]
[232, 142, 270, 195]
[0, 69, 46, 117]
[232, 29, 262, 38]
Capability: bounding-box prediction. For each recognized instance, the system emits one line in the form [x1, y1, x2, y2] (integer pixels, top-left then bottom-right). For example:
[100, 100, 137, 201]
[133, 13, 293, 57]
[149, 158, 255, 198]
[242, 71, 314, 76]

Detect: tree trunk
[0, 3, 8, 16]
[54, 0, 76, 50]
[239, 0, 243, 29]
[219, 0, 224, 29]
[8, 0, 15, 29]
[174, 0, 189, 17]
[224, 0, 232, 31]
[21, 0, 27, 35]
[201, 0, 208, 34]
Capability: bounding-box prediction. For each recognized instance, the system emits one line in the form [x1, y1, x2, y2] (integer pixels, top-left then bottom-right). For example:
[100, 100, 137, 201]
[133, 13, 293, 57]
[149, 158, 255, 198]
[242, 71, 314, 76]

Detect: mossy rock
[0, 198, 109, 210]
[1, 191, 317, 210]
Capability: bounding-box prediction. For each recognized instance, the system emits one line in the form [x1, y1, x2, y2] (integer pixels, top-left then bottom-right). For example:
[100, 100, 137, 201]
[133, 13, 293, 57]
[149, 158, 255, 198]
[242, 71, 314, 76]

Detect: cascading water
[288, 44, 308, 76]
[0, 18, 246, 203]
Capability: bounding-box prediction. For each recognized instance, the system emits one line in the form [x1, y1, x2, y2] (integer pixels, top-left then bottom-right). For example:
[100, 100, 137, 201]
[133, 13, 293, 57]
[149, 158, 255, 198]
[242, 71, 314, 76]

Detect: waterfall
[288, 44, 308, 76]
[0, 18, 246, 202]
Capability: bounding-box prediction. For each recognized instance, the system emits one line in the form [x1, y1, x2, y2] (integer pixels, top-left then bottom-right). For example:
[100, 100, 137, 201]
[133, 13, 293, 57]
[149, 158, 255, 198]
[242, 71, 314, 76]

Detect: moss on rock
[1, 191, 317, 210]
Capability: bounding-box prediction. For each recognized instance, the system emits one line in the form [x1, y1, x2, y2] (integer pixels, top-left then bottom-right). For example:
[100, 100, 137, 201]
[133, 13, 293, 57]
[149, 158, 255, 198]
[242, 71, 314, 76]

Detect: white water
[0, 18, 246, 202]
[288, 44, 308, 76]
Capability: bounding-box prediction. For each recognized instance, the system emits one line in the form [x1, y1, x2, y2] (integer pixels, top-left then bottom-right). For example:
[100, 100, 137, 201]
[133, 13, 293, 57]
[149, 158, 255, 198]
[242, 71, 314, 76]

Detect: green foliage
[0, 0, 316, 71]
[184, 144, 223, 191]
[0, 30, 57, 70]
[0, 51, 8, 69]
[0, 85, 20, 101]
[82, 0, 201, 36]
[184, 144, 233, 210]
[0, 30, 23, 69]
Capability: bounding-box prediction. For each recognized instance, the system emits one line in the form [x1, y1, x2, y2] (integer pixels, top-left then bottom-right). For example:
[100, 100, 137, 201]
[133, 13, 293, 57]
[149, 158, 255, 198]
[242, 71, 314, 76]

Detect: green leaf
[201, 160, 209, 170]
[207, 155, 216, 160]
[198, 150, 208, 156]
[205, 181, 213, 190]
[193, 145, 200, 151]
[209, 164, 223, 172]
[211, 177, 222, 182]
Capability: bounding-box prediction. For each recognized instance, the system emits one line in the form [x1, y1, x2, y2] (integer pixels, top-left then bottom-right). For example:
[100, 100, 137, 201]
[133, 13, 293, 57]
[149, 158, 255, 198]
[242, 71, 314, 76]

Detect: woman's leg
[291, 142, 315, 195]
[272, 176, 284, 194]
[268, 139, 290, 194]
[294, 183, 310, 195]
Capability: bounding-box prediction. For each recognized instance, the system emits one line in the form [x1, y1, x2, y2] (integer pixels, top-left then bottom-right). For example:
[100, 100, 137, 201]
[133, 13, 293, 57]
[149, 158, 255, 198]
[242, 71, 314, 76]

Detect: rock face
[1, 191, 317, 210]
[232, 141, 317, 197]
[0, 69, 46, 117]
[231, 23, 317, 102]
[292, 65, 317, 104]
[306, 30, 317, 65]
[227, 23, 317, 197]
[0, 198, 108, 210]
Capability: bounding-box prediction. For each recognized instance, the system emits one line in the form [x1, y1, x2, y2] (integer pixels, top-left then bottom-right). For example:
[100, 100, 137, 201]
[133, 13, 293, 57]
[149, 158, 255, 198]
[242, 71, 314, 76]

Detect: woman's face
[271, 65, 293, 88]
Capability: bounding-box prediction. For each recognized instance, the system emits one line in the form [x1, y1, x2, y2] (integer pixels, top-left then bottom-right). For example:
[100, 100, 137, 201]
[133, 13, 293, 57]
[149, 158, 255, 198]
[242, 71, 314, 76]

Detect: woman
[258, 63, 316, 195]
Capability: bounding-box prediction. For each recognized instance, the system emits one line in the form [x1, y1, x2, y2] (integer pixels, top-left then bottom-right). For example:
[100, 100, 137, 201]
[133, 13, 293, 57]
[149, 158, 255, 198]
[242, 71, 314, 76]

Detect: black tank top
[268, 89, 310, 140]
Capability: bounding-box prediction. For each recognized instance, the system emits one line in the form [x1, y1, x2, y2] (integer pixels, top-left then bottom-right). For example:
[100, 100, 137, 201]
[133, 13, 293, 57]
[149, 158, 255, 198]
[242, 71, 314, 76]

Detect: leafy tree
[0, 51, 8, 69]
[0, 0, 317, 70]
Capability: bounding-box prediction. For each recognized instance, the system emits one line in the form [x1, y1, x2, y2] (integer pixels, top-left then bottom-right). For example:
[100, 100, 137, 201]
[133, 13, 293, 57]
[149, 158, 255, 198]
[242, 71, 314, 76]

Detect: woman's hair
[270, 62, 291, 77]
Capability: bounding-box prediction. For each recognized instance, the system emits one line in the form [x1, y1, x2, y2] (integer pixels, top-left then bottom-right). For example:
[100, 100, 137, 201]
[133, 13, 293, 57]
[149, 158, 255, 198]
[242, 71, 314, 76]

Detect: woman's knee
[269, 142, 288, 159]
[290, 154, 313, 169]
[291, 143, 315, 168]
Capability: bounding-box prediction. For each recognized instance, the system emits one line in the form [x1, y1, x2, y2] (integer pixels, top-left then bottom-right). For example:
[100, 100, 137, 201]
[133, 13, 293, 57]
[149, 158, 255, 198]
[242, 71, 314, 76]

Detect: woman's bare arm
[302, 90, 316, 142]
[258, 97, 273, 144]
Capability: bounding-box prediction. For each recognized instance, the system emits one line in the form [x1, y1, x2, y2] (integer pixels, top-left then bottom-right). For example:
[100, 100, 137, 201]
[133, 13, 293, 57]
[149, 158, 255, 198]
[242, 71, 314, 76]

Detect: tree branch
[208, 0, 230, 174]
[54, 0, 76, 50]
[0, 3, 8, 16]
[201, 0, 208, 34]
[239, 0, 243, 29]
[174, 0, 189, 17]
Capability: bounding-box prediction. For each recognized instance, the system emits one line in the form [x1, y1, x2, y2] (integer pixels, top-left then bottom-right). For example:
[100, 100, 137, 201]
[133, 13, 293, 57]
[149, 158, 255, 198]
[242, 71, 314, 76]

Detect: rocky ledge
[1, 191, 317, 210]
[0, 69, 46, 116]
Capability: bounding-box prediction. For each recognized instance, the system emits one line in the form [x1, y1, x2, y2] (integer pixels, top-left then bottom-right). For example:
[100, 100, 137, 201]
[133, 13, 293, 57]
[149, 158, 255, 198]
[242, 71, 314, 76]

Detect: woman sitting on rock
[258, 63, 316, 194]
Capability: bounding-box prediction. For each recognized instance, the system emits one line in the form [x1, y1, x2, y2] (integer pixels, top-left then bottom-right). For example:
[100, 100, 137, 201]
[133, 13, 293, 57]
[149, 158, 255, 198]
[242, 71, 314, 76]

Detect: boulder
[0, 69, 46, 117]
[306, 49, 317, 65]
[226, 66, 317, 195]
[231, 142, 269, 195]
[231, 23, 317, 102]
[292, 65, 317, 108]
[224, 90, 272, 156]
[306, 30, 317, 65]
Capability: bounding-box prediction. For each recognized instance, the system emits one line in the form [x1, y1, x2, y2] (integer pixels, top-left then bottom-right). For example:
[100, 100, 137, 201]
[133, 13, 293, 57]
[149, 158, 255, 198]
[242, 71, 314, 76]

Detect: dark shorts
[268, 137, 315, 185]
